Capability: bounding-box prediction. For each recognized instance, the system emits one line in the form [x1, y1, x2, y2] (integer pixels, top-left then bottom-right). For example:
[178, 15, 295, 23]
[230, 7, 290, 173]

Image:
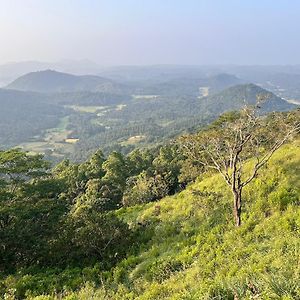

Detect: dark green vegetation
[0, 89, 67, 147]
[0, 109, 299, 299]
[0, 69, 297, 162]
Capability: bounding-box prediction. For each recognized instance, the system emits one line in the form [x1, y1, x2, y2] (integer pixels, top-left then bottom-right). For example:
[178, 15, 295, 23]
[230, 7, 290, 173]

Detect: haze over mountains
[0, 60, 102, 86]
[5, 69, 243, 97]
[2, 61, 300, 87]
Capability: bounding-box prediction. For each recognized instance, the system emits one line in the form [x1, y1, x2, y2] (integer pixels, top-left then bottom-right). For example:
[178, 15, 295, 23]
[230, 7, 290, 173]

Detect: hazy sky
[0, 0, 300, 65]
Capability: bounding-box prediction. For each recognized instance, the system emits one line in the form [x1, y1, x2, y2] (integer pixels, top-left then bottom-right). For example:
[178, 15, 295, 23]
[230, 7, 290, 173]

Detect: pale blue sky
[0, 0, 299, 65]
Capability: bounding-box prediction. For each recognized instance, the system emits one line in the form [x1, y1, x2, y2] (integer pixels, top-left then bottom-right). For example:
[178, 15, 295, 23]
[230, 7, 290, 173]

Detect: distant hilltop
[5, 69, 123, 94]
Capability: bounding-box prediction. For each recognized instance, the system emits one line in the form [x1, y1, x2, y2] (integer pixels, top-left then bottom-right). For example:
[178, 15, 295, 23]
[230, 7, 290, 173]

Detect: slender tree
[180, 106, 299, 226]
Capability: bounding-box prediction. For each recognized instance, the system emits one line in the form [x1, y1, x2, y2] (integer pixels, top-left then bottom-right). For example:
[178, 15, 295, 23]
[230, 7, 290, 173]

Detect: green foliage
[0, 113, 299, 299]
[0, 149, 134, 295]
[64, 207, 132, 267]
[0, 149, 49, 192]
[122, 172, 169, 206]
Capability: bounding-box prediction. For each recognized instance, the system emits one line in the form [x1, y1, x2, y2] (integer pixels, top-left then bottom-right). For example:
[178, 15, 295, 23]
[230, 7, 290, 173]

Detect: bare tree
[179, 105, 299, 226]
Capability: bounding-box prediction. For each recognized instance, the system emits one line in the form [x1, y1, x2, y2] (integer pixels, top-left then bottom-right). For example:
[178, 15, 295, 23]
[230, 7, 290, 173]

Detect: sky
[0, 0, 300, 65]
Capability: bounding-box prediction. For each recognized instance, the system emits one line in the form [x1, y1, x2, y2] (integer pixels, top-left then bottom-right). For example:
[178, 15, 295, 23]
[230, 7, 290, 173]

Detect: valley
[0, 67, 298, 162]
[18, 116, 73, 160]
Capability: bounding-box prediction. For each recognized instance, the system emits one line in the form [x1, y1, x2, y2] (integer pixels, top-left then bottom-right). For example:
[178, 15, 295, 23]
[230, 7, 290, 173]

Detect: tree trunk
[233, 189, 242, 227]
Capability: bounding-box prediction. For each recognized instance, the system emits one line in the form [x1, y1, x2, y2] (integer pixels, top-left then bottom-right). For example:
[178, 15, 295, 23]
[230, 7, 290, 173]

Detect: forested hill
[5, 70, 126, 94]
[198, 83, 296, 115]
[67, 83, 296, 161]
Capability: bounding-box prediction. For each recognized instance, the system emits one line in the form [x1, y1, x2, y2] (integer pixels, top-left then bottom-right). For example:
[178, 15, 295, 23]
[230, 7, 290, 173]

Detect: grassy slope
[27, 140, 300, 299]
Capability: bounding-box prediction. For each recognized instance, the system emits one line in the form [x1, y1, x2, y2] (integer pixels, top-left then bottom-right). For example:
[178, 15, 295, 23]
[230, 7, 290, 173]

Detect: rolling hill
[198, 83, 297, 115]
[5, 70, 126, 94]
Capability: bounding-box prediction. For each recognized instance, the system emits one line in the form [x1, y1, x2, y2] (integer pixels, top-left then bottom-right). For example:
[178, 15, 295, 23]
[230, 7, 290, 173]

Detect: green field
[66, 105, 108, 113]
[18, 116, 73, 157]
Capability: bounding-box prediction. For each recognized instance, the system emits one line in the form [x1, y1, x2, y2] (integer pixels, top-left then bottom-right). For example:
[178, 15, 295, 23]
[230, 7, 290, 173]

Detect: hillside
[86, 141, 300, 299]
[1, 139, 299, 299]
[0, 88, 67, 146]
[0, 88, 131, 153]
[198, 83, 296, 115]
[5, 70, 125, 94]
[80, 84, 293, 159]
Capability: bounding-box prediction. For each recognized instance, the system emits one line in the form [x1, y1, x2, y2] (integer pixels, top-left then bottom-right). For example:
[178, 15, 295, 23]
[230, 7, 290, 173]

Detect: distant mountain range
[0, 68, 297, 159]
[2, 70, 296, 115]
[4, 69, 244, 97]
